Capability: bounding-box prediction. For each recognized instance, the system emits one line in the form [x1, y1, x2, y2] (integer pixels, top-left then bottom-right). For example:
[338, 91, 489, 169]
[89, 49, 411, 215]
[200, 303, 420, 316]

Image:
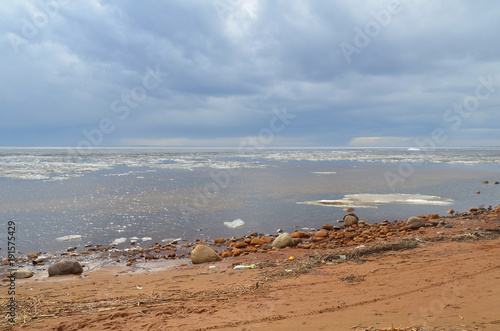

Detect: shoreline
[3, 204, 499, 272]
[1, 204, 500, 329]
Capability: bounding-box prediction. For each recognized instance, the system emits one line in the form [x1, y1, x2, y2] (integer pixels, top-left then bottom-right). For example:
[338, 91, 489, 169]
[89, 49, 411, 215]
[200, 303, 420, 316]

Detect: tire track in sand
[195, 262, 500, 330]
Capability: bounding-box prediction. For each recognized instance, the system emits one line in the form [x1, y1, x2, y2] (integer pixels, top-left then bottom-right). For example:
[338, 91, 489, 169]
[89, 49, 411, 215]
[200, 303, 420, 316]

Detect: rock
[10, 270, 34, 279]
[245, 246, 257, 253]
[34, 256, 46, 264]
[250, 237, 264, 245]
[232, 248, 243, 256]
[444, 224, 453, 228]
[250, 231, 259, 237]
[344, 207, 355, 212]
[481, 180, 489, 184]
[406, 217, 425, 230]
[48, 261, 83, 277]
[27, 253, 38, 259]
[214, 238, 226, 244]
[321, 224, 333, 231]
[260, 236, 273, 244]
[494, 181, 499, 185]
[272, 233, 295, 249]
[221, 252, 231, 258]
[447, 209, 455, 215]
[315, 229, 329, 237]
[291, 231, 310, 238]
[429, 218, 440, 226]
[296, 243, 312, 249]
[469, 207, 478, 213]
[235, 242, 247, 249]
[427, 213, 440, 220]
[260, 243, 272, 250]
[190, 244, 222, 264]
[475, 191, 481, 194]
[343, 213, 359, 227]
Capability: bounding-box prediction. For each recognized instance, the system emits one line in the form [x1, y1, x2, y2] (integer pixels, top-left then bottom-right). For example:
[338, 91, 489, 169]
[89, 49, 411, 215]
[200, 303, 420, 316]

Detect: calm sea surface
[1, 147, 499, 255]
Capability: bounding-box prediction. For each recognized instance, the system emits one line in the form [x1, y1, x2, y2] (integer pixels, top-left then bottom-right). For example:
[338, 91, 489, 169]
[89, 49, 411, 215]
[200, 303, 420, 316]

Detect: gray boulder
[10, 270, 34, 279]
[190, 244, 222, 264]
[406, 217, 426, 230]
[343, 213, 359, 227]
[272, 233, 294, 249]
[48, 261, 83, 277]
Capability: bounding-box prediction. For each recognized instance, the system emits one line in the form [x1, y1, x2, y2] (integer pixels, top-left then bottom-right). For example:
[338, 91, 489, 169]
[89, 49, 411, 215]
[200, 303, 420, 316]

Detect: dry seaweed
[254, 238, 421, 284]
[0, 284, 261, 328]
[339, 273, 365, 282]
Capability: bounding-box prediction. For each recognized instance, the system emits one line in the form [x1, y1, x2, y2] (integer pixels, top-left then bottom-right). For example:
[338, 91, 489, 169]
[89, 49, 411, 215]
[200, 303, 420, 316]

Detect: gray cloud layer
[1, 0, 499, 147]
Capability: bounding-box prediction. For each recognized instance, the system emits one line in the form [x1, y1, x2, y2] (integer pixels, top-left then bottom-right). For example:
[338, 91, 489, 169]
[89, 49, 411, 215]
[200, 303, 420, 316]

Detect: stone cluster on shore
[189, 204, 500, 264]
[201, 214, 432, 260]
[3, 204, 500, 274]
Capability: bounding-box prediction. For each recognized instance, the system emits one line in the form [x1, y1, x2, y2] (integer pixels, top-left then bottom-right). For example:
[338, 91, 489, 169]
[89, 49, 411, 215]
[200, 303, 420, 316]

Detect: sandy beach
[3, 0, 500, 330]
[2, 206, 500, 331]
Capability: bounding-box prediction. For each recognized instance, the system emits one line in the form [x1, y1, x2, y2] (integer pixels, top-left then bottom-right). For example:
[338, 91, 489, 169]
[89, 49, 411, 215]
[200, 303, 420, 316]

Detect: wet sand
[2, 207, 500, 330]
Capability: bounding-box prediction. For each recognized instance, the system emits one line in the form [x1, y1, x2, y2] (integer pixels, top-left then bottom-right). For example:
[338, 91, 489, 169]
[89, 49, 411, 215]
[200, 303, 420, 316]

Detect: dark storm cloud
[1, 0, 499, 147]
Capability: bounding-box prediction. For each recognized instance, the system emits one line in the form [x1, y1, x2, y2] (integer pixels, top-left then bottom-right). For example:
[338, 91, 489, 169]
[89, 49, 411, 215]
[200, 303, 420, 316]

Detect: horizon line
[1, 145, 499, 149]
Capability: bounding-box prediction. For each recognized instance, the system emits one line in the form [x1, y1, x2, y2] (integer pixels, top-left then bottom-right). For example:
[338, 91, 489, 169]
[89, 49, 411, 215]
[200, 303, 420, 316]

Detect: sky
[1, 0, 499, 148]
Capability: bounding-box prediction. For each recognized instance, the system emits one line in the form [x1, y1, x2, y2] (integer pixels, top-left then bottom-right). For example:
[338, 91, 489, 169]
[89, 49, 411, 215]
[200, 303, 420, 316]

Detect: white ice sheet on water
[224, 219, 245, 229]
[298, 193, 453, 209]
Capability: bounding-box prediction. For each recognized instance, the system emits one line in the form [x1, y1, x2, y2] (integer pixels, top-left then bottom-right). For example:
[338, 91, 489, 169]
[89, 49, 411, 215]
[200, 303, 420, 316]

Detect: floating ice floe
[298, 199, 376, 209]
[111, 237, 127, 245]
[56, 235, 82, 241]
[141, 237, 152, 242]
[224, 219, 245, 229]
[311, 172, 336, 175]
[2, 148, 499, 181]
[298, 193, 453, 209]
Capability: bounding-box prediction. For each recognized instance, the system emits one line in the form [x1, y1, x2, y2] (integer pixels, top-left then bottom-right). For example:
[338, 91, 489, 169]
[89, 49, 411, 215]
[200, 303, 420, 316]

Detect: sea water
[0, 147, 499, 255]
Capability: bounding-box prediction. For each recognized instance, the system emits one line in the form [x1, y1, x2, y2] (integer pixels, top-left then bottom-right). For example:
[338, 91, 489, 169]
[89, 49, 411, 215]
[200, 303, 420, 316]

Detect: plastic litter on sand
[233, 264, 256, 270]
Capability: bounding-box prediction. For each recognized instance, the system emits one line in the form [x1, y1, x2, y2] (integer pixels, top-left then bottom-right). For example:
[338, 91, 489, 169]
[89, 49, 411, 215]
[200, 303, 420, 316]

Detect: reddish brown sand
[2, 211, 500, 330]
